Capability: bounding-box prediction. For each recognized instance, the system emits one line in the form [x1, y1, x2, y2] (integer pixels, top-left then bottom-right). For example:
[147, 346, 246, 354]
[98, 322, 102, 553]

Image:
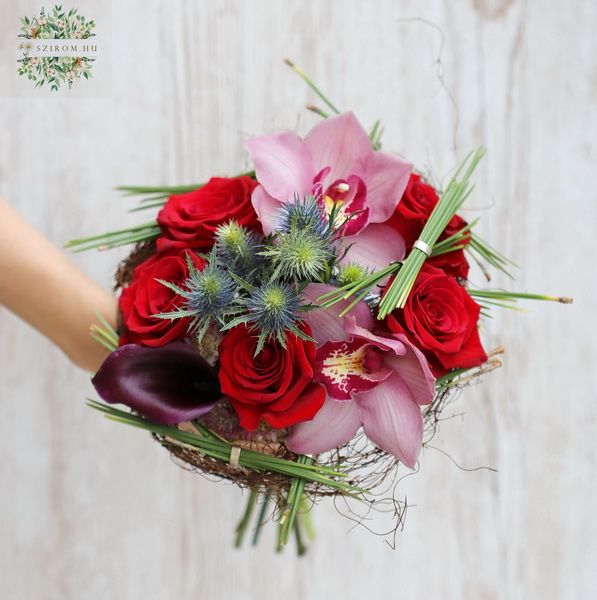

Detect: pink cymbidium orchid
[286, 284, 436, 468]
[245, 112, 411, 270]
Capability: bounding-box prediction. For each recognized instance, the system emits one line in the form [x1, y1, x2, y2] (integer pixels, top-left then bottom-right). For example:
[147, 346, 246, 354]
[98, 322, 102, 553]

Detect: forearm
[0, 197, 117, 372]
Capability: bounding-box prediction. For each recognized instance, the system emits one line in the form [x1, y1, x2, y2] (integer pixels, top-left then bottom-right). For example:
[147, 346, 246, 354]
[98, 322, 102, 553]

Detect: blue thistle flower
[336, 262, 368, 287]
[185, 263, 237, 317]
[246, 282, 300, 335]
[152, 251, 240, 342]
[261, 227, 333, 282]
[215, 220, 262, 275]
[278, 195, 329, 238]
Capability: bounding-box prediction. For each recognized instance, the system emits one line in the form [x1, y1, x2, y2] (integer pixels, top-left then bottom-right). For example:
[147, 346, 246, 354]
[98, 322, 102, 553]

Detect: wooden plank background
[0, 1, 595, 598]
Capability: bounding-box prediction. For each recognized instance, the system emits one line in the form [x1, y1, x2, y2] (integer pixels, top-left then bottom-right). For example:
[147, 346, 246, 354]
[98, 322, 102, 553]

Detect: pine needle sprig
[468, 288, 573, 306]
[65, 221, 161, 252]
[89, 312, 119, 352]
[467, 234, 517, 278]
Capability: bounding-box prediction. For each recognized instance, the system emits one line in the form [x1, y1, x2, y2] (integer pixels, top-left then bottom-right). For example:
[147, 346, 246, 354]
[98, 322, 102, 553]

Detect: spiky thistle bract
[337, 262, 368, 287]
[221, 281, 313, 355]
[215, 220, 262, 277]
[278, 195, 329, 237]
[154, 250, 241, 341]
[262, 227, 333, 283]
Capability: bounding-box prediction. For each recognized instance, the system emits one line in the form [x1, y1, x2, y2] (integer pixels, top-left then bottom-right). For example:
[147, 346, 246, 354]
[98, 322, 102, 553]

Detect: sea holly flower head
[278, 195, 329, 238]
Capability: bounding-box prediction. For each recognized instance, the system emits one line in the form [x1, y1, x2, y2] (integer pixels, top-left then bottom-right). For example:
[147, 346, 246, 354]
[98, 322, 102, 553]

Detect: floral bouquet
[69, 62, 570, 553]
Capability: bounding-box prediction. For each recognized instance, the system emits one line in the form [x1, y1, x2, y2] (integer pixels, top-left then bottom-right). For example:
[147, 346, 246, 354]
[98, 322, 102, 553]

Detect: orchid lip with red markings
[316, 337, 392, 400]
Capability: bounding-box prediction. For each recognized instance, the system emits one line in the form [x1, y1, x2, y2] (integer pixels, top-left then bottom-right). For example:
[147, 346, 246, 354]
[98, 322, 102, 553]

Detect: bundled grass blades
[377, 148, 486, 318]
[87, 400, 366, 495]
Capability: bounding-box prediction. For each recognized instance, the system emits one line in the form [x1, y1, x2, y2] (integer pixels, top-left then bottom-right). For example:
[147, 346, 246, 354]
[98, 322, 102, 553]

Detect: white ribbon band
[413, 239, 433, 257]
[229, 446, 242, 469]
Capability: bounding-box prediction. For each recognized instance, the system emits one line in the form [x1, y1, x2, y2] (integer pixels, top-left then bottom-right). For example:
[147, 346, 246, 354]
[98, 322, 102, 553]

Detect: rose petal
[92, 342, 220, 425]
[357, 374, 424, 468]
[286, 397, 361, 455]
[354, 151, 412, 223]
[341, 223, 406, 272]
[304, 112, 372, 185]
[246, 131, 314, 202]
[263, 382, 326, 429]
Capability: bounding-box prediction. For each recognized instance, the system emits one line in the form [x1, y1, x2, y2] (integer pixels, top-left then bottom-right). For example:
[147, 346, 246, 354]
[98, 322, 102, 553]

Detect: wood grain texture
[1, 1, 595, 598]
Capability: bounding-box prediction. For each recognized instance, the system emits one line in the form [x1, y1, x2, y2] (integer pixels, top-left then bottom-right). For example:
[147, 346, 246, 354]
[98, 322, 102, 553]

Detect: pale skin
[0, 197, 117, 372]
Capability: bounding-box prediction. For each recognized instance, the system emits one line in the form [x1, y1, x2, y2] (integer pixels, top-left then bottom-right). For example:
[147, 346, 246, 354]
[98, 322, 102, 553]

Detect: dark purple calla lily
[92, 341, 221, 425]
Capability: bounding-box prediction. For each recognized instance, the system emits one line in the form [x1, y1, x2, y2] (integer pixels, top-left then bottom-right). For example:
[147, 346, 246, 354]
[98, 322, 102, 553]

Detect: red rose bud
[388, 173, 470, 250]
[428, 248, 470, 280]
[119, 249, 205, 347]
[383, 264, 487, 376]
[156, 176, 261, 253]
[218, 323, 326, 430]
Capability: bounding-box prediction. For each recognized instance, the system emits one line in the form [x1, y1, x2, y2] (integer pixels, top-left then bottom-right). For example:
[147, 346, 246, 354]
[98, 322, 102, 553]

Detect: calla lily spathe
[286, 285, 436, 468]
[246, 112, 411, 271]
[92, 341, 221, 425]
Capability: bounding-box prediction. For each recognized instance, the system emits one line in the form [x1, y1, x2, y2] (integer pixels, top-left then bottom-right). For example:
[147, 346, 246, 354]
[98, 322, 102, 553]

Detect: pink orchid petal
[354, 151, 412, 223]
[302, 283, 374, 344]
[341, 223, 406, 271]
[344, 316, 407, 355]
[251, 186, 282, 236]
[357, 374, 424, 468]
[286, 397, 361, 455]
[385, 333, 436, 405]
[304, 112, 372, 185]
[246, 131, 314, 202]
[344, 318, 436, 407]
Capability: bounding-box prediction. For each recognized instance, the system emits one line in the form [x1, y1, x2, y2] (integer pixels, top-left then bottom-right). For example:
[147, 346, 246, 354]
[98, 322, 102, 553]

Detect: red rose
[383, 264, 487, 376]
[156, 176, 260, 253]
[218, 324, 326, 430]
[428, 248, 470, 280]
[388, 173, 470, 278]
[119, 250, 205, 347]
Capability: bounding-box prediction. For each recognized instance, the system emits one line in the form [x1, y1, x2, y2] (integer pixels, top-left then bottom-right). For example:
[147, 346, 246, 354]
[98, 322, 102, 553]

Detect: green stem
[294, 518, 307, 556]
[251, 493, 271, 547]
[278, 456, 312, 549]
[298, 495, 316, 541]
[235, 490, 257, 548]
[284, 59, 341, 115]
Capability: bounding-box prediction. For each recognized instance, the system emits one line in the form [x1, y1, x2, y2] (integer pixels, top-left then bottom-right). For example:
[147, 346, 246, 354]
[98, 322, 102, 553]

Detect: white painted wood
[1, 1, 595, 598]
